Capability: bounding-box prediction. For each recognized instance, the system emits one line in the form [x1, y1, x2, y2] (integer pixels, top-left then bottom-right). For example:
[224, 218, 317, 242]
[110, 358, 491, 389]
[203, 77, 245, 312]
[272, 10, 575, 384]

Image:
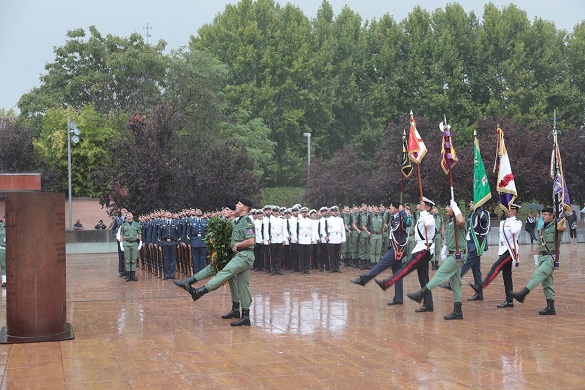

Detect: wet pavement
[1, 244, 585, 389]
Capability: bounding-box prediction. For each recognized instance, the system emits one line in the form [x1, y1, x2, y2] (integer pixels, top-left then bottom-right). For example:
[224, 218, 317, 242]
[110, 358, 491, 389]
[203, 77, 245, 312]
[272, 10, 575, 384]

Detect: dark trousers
[381, 249, 432, 308]
[460, 248, 483, 295]
[270, 243, 283, 273]
[253, 243, 263, 270]
[360, 248, 404, 303]
[117, 241, 125, 273]
[162, 243, 177, 278]
[290, 243, 299, 271]
[319, 242, 329, 270]
[299, 244, 312, 272]
[481, 251, 514, 302]
[299, 244, 313, 272]
[283, 244, 292, 270]
[191, 246, 207, 273]
[262, 245, 271, 272]
[328, 243, 341, 271]
[311, 244, 319, 268]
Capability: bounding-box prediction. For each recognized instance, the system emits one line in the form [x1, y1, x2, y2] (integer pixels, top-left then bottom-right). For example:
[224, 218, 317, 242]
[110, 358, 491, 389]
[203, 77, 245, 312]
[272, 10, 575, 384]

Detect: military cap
[291, 206, 299, 212]
[390, 200, 400, 209]
[309, 209, 317, 215]
[272, 206, 280, 211]
[239, 198, 253, 208]
[300, 207, 309, 212]
[541, 206, 554, 213]
[319, 207, 328, 212]
[510, 203, 521, 210]
[422, 197, 435, 207]
[330, 206, 339, 211]
[284, 209, 291, 214]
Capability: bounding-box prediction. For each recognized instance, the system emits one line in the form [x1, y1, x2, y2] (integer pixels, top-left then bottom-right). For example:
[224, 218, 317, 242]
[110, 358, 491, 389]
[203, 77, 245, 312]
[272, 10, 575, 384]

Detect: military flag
[407, 111, 427, 164]
[440, 118, 458, 174]
[401, 129, 413, 177]
[473, 132, 491, 210]
[493, 127, 517, 212]
[550, 119, 571, 229]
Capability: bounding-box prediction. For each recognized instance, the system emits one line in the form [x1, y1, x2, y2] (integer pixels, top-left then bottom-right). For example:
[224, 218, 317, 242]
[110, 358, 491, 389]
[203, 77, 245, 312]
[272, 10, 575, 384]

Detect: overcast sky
[1, 0, 583, 112]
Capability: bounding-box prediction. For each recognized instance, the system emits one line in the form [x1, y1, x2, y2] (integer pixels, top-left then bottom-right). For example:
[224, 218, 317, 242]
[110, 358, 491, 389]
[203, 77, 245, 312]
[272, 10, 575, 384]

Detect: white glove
[450, 200, 462, 216]
[138, 241, 143, 250]
[441, 245, 448, 261]
[120, 243, 125, 252]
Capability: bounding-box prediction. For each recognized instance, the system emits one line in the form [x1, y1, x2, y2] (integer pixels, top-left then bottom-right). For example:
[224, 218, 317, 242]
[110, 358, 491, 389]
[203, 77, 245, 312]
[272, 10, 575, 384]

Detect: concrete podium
[0, 192, 74, 343]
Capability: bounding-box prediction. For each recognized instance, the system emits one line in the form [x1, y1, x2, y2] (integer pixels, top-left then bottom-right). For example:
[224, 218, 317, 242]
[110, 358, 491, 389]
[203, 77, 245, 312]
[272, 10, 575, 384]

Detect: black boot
[444, 302, 463, 320]
[539, 299, 556, 315]
[131, 271, 138, 281]
[173, 275, 198, 292]
[231, 308, 251, 326]
[125, 272, 130, 282]
[431, 262, 438, 270]
[222, 302, 241, 319]
[407, 286, 429, 303]
[511, 287, 530, 303]
[186, 285, 208, 301]
[352, 259, 360, 268]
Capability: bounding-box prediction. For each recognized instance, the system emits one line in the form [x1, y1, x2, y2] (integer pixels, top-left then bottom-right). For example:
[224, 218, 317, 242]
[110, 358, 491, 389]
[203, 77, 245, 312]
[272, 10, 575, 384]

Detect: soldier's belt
[449, 250, 466, 255]
[541, 252, 553, 255]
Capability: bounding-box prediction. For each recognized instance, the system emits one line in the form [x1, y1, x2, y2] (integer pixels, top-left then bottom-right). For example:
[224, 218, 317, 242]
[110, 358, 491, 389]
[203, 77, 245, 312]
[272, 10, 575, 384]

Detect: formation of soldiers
[129, 202, 441, 280]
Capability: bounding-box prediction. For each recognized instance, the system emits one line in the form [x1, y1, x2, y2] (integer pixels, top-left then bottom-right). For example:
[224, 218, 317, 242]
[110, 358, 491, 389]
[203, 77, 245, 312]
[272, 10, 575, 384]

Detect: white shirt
[269, 215, 286, 244]
[323, 215, 346, 244]
[498, 216, 522, 257]
[284, 216, 298, 244]
[297, 216, 315, 245]
[254, 218, 263, 243]
[412, 210, 436, 253]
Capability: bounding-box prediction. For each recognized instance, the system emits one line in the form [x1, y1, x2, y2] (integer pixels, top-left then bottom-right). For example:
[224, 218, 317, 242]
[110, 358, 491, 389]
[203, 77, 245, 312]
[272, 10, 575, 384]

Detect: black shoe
[407, 287, 429, 304]
[387, 300, 403, 306]
[467, 293, 483, 301]
[173, 276, 197, 292]
[497, 301, 514, 308]
[186, 285, 208, 302]
[119, 272, 126, 277]
[222, 302, 241, 319]
[444, 302, 463, 320]
[332, 269, 341, 273]
[511, 287, 530, 303]
[131, 271, 138, 281]
[350, 277, 365, 286]
[415, 306, 433, 312]
[1, 282, 5, 288]
[274, 271, 284, 275]
[231, 308, 251, 326]
[439, 283, 452, 290]
[539, 299, 556, 315]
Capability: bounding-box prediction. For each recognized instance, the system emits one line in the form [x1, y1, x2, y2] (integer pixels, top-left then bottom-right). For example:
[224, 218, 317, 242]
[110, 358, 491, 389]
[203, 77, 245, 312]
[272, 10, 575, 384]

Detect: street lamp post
[303, 132, 311, 180]
[67, 117, 80, 230]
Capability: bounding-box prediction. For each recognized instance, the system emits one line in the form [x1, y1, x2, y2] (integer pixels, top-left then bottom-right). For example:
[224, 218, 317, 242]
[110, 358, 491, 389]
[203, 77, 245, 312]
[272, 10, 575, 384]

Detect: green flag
[473, 137, 491, 210]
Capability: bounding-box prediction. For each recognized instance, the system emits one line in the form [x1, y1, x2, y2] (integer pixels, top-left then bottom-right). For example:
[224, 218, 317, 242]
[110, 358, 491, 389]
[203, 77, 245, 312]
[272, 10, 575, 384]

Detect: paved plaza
[1, 244, 585, 389]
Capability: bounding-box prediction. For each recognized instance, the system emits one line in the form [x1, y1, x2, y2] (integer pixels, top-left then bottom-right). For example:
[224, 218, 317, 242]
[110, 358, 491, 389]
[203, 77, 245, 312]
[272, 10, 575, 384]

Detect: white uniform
[269, 215, 286, 244]
[498, 216, 522, 260]
[412, 210, 436, 254]
[297, 216, 313, 245]
[323, 215, 346, 244]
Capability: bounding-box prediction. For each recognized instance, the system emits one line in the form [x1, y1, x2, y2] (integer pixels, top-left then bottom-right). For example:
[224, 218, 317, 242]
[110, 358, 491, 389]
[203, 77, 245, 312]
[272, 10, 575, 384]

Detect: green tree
[18, 26, 168, 128]
[33, 105, 120, 196]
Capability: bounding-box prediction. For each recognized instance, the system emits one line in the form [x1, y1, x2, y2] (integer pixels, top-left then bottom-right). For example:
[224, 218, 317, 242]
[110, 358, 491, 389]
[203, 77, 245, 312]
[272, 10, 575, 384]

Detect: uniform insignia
[245, 228, 254, 235]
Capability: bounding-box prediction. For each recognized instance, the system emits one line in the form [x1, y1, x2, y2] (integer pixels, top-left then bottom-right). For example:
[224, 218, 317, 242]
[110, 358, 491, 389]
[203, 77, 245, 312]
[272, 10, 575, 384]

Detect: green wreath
[204, 217, 234, 273]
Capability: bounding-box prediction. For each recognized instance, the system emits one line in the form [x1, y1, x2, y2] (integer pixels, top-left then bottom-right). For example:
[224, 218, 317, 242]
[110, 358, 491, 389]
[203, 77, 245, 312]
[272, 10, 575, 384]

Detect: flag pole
[441, 115, 460, 255]
[553, 109, 560, 269]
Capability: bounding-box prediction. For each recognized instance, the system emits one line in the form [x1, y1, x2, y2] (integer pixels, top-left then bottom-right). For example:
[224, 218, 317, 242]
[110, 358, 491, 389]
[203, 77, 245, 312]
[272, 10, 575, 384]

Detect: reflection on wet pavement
[1, 245, 585, 388]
